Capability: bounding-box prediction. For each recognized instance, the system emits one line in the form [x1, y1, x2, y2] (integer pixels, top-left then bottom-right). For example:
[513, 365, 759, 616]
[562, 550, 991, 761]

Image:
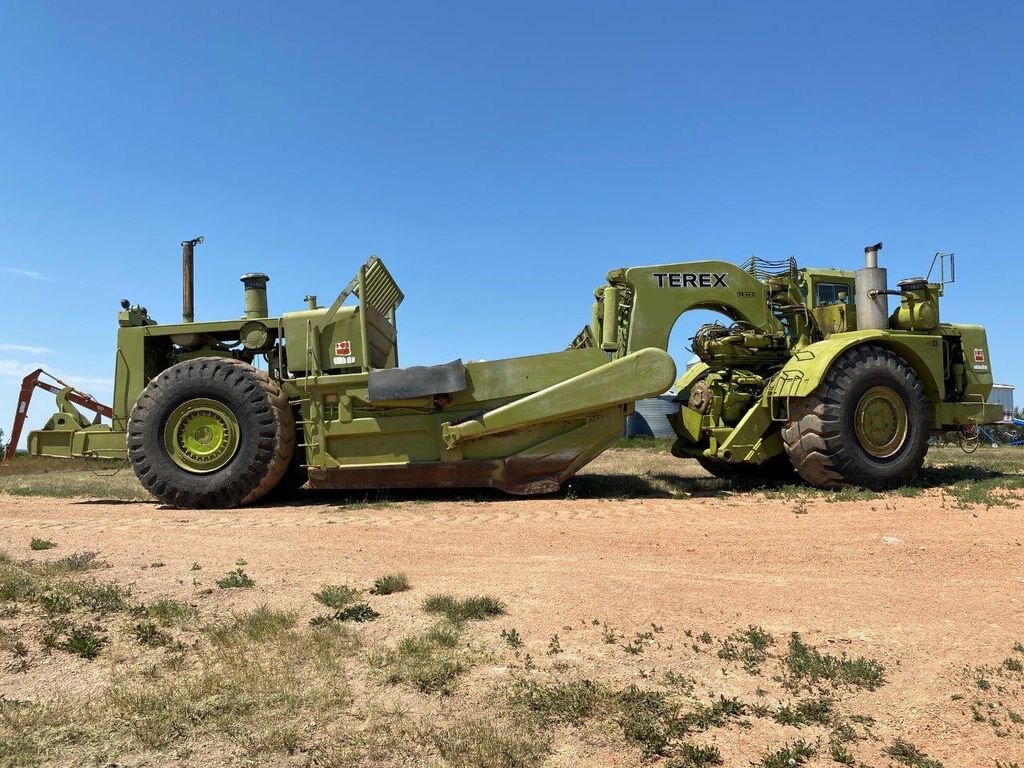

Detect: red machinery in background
[3, 369, 113, 460]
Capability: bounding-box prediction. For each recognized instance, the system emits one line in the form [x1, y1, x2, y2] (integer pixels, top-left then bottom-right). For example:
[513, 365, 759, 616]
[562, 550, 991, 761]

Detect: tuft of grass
[369, 624, 466, 694]
[783, 633, 885, 690]
[433, 718, 548, 768]
[59, 551, 102, 572]
[334, 602, 380, 623]
[310, 602, 380, 626]
[71, 580, 132, 614]
[145, 598, 197, 627]
[501, 628, 523, 648]
[215, 568, 255, 589]
[37, 589, 73, 614]
[510, 679, 605, 725]
[31, 579, 131, 616]
[756, 740, 816, 768]
[670, 742, 724, 767]
[610, 689, 744, 758]
[885, 738, 944, 767]
[369, 572, 410, 595]
[24, 551, 103, 575]
[208, 607, 297, 645]
[57, 621, 108, 659]
[130, 620, 171, 647]
[614, 685, 683, 757]
[312, 584, 361, 608]
[682, 695, 746, 731]
[663, 670, 695, 695]
[717, 625, 774, 674]
[1003, 657, 1023, 673]
[622, 631, 654, 655]
[831, 722, 857, 742]
[773, 696, 834, 727]
[829, 740, 855, 765]
[0, 564, 36, 603]
[741, 625, 774, 651]
[29, 538, 56, 551]
[423, 594, 506, 623]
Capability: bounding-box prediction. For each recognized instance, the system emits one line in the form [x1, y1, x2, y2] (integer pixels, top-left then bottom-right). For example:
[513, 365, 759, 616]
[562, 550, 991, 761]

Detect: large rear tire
[128, 357, 295, 508]
[782, 345, 930, 490]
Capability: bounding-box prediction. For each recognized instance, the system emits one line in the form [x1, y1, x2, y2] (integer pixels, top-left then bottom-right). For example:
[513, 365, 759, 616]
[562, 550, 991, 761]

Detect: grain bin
[626, 395, 680, 438]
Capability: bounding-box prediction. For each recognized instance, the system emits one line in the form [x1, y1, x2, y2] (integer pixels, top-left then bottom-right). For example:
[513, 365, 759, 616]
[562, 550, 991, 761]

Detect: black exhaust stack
[181, 236, 204, 323]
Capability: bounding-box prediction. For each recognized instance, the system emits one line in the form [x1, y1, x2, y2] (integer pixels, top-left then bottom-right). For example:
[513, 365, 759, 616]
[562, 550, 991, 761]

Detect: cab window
[815, 282, 851, 306]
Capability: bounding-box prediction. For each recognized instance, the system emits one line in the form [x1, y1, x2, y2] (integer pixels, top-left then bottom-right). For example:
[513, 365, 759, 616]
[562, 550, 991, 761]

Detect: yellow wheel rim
[854, 386, 908, 459]
[163, 398, 240, 473]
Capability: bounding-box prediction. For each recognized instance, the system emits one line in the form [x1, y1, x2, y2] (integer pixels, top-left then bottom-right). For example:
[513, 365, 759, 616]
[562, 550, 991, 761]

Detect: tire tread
[127, 357, 295, 508]
[782, 345, 929, 490]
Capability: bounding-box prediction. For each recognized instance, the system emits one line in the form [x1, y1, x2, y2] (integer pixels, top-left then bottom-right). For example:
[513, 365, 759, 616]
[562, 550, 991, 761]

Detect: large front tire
[782, 345, 930, 490]
[128, 357, 295, 508]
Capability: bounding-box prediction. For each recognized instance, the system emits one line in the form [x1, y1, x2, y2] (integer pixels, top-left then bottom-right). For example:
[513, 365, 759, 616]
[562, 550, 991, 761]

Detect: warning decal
[972, 347, 988, 371]
[332, 339, 355, 365]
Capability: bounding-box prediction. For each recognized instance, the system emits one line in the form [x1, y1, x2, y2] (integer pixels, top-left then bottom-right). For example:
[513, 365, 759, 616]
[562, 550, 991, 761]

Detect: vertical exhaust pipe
[855, 241, 889, 330]
[864, 242, 881, 265]
[181, 236, 204, 323]
[240, 273, 271, 318]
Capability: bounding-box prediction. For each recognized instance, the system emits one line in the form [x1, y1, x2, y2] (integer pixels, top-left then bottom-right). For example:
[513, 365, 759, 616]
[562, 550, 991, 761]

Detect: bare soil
[1, 448, 1023, 766]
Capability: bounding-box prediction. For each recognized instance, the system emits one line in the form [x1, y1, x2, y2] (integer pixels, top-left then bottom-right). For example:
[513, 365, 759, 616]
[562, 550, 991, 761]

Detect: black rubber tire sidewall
[783, 345, 931, 490]
[831, 359, 929, 487]
[128, 359, 280, 508]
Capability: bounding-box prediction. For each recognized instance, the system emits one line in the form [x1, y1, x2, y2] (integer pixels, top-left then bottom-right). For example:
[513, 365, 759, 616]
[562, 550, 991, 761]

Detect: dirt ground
[1, 449, 1023, 767]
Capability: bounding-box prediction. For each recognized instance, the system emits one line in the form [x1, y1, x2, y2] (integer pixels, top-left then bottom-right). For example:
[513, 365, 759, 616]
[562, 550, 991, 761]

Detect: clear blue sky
[2, 1, 1022, 446]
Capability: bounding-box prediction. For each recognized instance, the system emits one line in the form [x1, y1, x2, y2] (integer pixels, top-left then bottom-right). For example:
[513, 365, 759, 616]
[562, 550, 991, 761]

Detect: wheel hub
[854, 386, 908, 459]
[164, 398, 240, 473]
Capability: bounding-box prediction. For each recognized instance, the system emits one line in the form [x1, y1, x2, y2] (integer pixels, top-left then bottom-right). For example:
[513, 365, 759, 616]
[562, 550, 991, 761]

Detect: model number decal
[653, 272, 728, 288]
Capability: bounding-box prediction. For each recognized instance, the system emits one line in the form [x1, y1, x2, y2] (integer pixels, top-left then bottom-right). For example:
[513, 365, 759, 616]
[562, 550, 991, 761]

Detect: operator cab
[799, 268, 857, 338]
